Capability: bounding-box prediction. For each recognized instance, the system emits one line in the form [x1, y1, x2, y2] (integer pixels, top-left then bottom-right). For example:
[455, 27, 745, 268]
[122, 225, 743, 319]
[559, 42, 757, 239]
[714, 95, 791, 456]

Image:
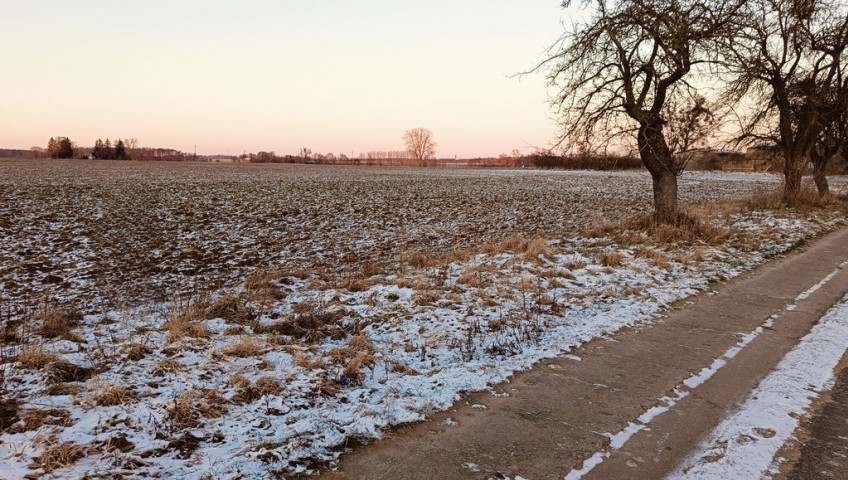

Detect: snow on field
[1, 161, 847, 479]
[669, 295, 848, 480]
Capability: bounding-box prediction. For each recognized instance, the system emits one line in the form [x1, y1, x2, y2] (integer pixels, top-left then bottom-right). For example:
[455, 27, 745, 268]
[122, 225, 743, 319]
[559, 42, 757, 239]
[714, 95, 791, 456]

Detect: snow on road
[670, 295, 848, 480]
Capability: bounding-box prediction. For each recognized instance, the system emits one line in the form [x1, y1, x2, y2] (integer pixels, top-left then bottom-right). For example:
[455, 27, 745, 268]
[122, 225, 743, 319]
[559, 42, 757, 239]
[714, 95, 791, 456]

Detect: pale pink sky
[1, 1, 568, 158]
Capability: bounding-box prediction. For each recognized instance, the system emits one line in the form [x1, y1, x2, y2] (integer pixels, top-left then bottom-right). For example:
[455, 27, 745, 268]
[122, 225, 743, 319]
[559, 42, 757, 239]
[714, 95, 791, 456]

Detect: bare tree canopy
[403, 128, 437, 166]
[720, 0, 848, 201]
[536, 0, 745, 219]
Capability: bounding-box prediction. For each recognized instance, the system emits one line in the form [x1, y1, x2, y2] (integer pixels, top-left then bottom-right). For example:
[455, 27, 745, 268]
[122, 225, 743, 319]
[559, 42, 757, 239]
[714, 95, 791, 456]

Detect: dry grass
[625, 212, 731, 246]
[634, 246, 671, 269]
[30, 441, 85, 474]
[162, 300, 211, 342]
[168, 389, 229, 426]
[151, 358, 185, 376]
[168, 391, 202, 430]
[36, 304, 83, 342]
[9, 408, 73, 433]
[582, 219, 619, 239]
[457, 265, 497, 288]
[125, 343, 153, 361]
[18, 345, 58, 369]
[412, 290, 441, 306]
[400, 251, 432, 269]
[44, 383, 83, 396]
[254, 308, 348, 343]
[326, 334, 376, 385]
[600, 251, 625, 267]
[206, 294, 254, 325]
[96, 385, 138, 406]
[523, 236, 554, 263]
[221, 336, 263, 358]
[232, 377, 284, 404]
[44, 359, 93, 384]
[242, 271, 285, 304]
[0, 398, 19, 432]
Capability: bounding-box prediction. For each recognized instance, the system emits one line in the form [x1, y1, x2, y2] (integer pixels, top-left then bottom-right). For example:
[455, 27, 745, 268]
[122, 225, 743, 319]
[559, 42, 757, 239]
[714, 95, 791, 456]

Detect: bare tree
[664, 95, 721, 167]
[720, 0, 848, 202]
[403, 128, 437, 166]
[535, 0, 744, 219]
[299, 147, 312, 161]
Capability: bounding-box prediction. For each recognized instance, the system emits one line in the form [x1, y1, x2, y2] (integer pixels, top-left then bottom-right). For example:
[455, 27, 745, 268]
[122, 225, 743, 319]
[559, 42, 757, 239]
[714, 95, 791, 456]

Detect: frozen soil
[2, 159, 848, 479]
[3, 159, 832, 310]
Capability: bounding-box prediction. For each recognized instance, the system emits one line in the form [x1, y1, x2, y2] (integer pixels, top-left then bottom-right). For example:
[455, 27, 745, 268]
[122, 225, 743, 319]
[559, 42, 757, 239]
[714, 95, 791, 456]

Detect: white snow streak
[670, 295, 848, 480]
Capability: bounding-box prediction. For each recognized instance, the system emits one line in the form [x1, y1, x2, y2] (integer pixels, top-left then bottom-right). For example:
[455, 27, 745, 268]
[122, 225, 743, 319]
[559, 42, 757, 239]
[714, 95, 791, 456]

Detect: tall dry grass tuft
[206, 294, 254, 325]
[36, 304, 83, 342]
[600, 251, 625, 267]
[95, 385, 138, 406]
[242, 271, 285, 304]
[523, 237, 554, 263]
[18, 345, 58, 369]
[626, 211, 731, 246]
[162, 297, 211, 342]
[221, 336, 263, 358]
[30, 440, 85, 473]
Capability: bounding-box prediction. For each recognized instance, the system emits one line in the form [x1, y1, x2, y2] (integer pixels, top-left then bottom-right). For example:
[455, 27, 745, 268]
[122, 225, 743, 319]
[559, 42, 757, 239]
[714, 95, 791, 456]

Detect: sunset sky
[1, 1, 569, 158]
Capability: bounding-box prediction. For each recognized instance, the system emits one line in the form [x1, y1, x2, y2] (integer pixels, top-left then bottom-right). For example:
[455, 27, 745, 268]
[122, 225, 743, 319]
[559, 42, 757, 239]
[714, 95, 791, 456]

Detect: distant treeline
[529, 152, 643, 170]
[5, 137, 643, 171]
[242, 151, 641, 170]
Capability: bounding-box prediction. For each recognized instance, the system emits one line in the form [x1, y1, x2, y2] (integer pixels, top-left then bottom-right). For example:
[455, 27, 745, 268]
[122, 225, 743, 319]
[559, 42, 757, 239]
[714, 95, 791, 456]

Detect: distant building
[683, 149, 749, 171]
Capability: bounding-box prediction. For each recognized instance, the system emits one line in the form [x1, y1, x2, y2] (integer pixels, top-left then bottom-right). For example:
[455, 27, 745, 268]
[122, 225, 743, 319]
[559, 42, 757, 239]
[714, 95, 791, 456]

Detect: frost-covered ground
[5, 159, 836, 310]
[1, 160, 848, 479]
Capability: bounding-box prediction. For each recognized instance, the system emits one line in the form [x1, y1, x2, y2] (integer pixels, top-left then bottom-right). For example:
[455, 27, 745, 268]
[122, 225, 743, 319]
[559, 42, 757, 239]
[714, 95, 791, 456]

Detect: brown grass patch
[412, 290, 441, 306]
[0, 399, 19, 432]
[254, 309, 348, 343]
[221, 336, 263, 358]
[18, 345, 58, 369]
[10, 408, 73, 433]
[36, 304, 83, 342]
[626, 211, 731, 245]
[232, 376, 284, 404]
[125, 343, 153, 361]
[30, 441, 85, 473]
[242, 271, 285, 303]
[582, 219, 617, 239]
[151, 358, 185, 376]
[207, 294, 255, 324]
[600, 251, 625, 267]
[45, 359, 94, 384]
[168, 391, 202, 430]
[524, 236, 554, 263]
[162, 301, 211, 342]
[457, 265, 497, 288]
[44, 383, 83, 396]
[96, 385, 138, 406]
[634, 246, 671, 269]
[327, 334, 376, 385]
[400, 251, 432, 269]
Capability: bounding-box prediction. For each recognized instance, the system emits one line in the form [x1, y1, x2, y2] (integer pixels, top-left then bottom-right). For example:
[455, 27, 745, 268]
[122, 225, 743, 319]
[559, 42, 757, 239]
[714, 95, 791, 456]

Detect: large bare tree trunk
[638, 120, 679, 220]
[652, 171, 679, 219]
[811, 151, 830, 196]
[782, 154, 805, 204]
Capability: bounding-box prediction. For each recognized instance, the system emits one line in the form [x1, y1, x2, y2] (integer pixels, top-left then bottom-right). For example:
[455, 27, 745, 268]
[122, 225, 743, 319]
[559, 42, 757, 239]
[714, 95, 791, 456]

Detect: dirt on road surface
[313, 226, 848, 480]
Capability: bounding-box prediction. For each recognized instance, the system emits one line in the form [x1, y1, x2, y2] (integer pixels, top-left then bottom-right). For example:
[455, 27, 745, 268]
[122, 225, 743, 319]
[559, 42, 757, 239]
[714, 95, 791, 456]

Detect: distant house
[683, 149, 751, 171]
[744, 144, 783, 172]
